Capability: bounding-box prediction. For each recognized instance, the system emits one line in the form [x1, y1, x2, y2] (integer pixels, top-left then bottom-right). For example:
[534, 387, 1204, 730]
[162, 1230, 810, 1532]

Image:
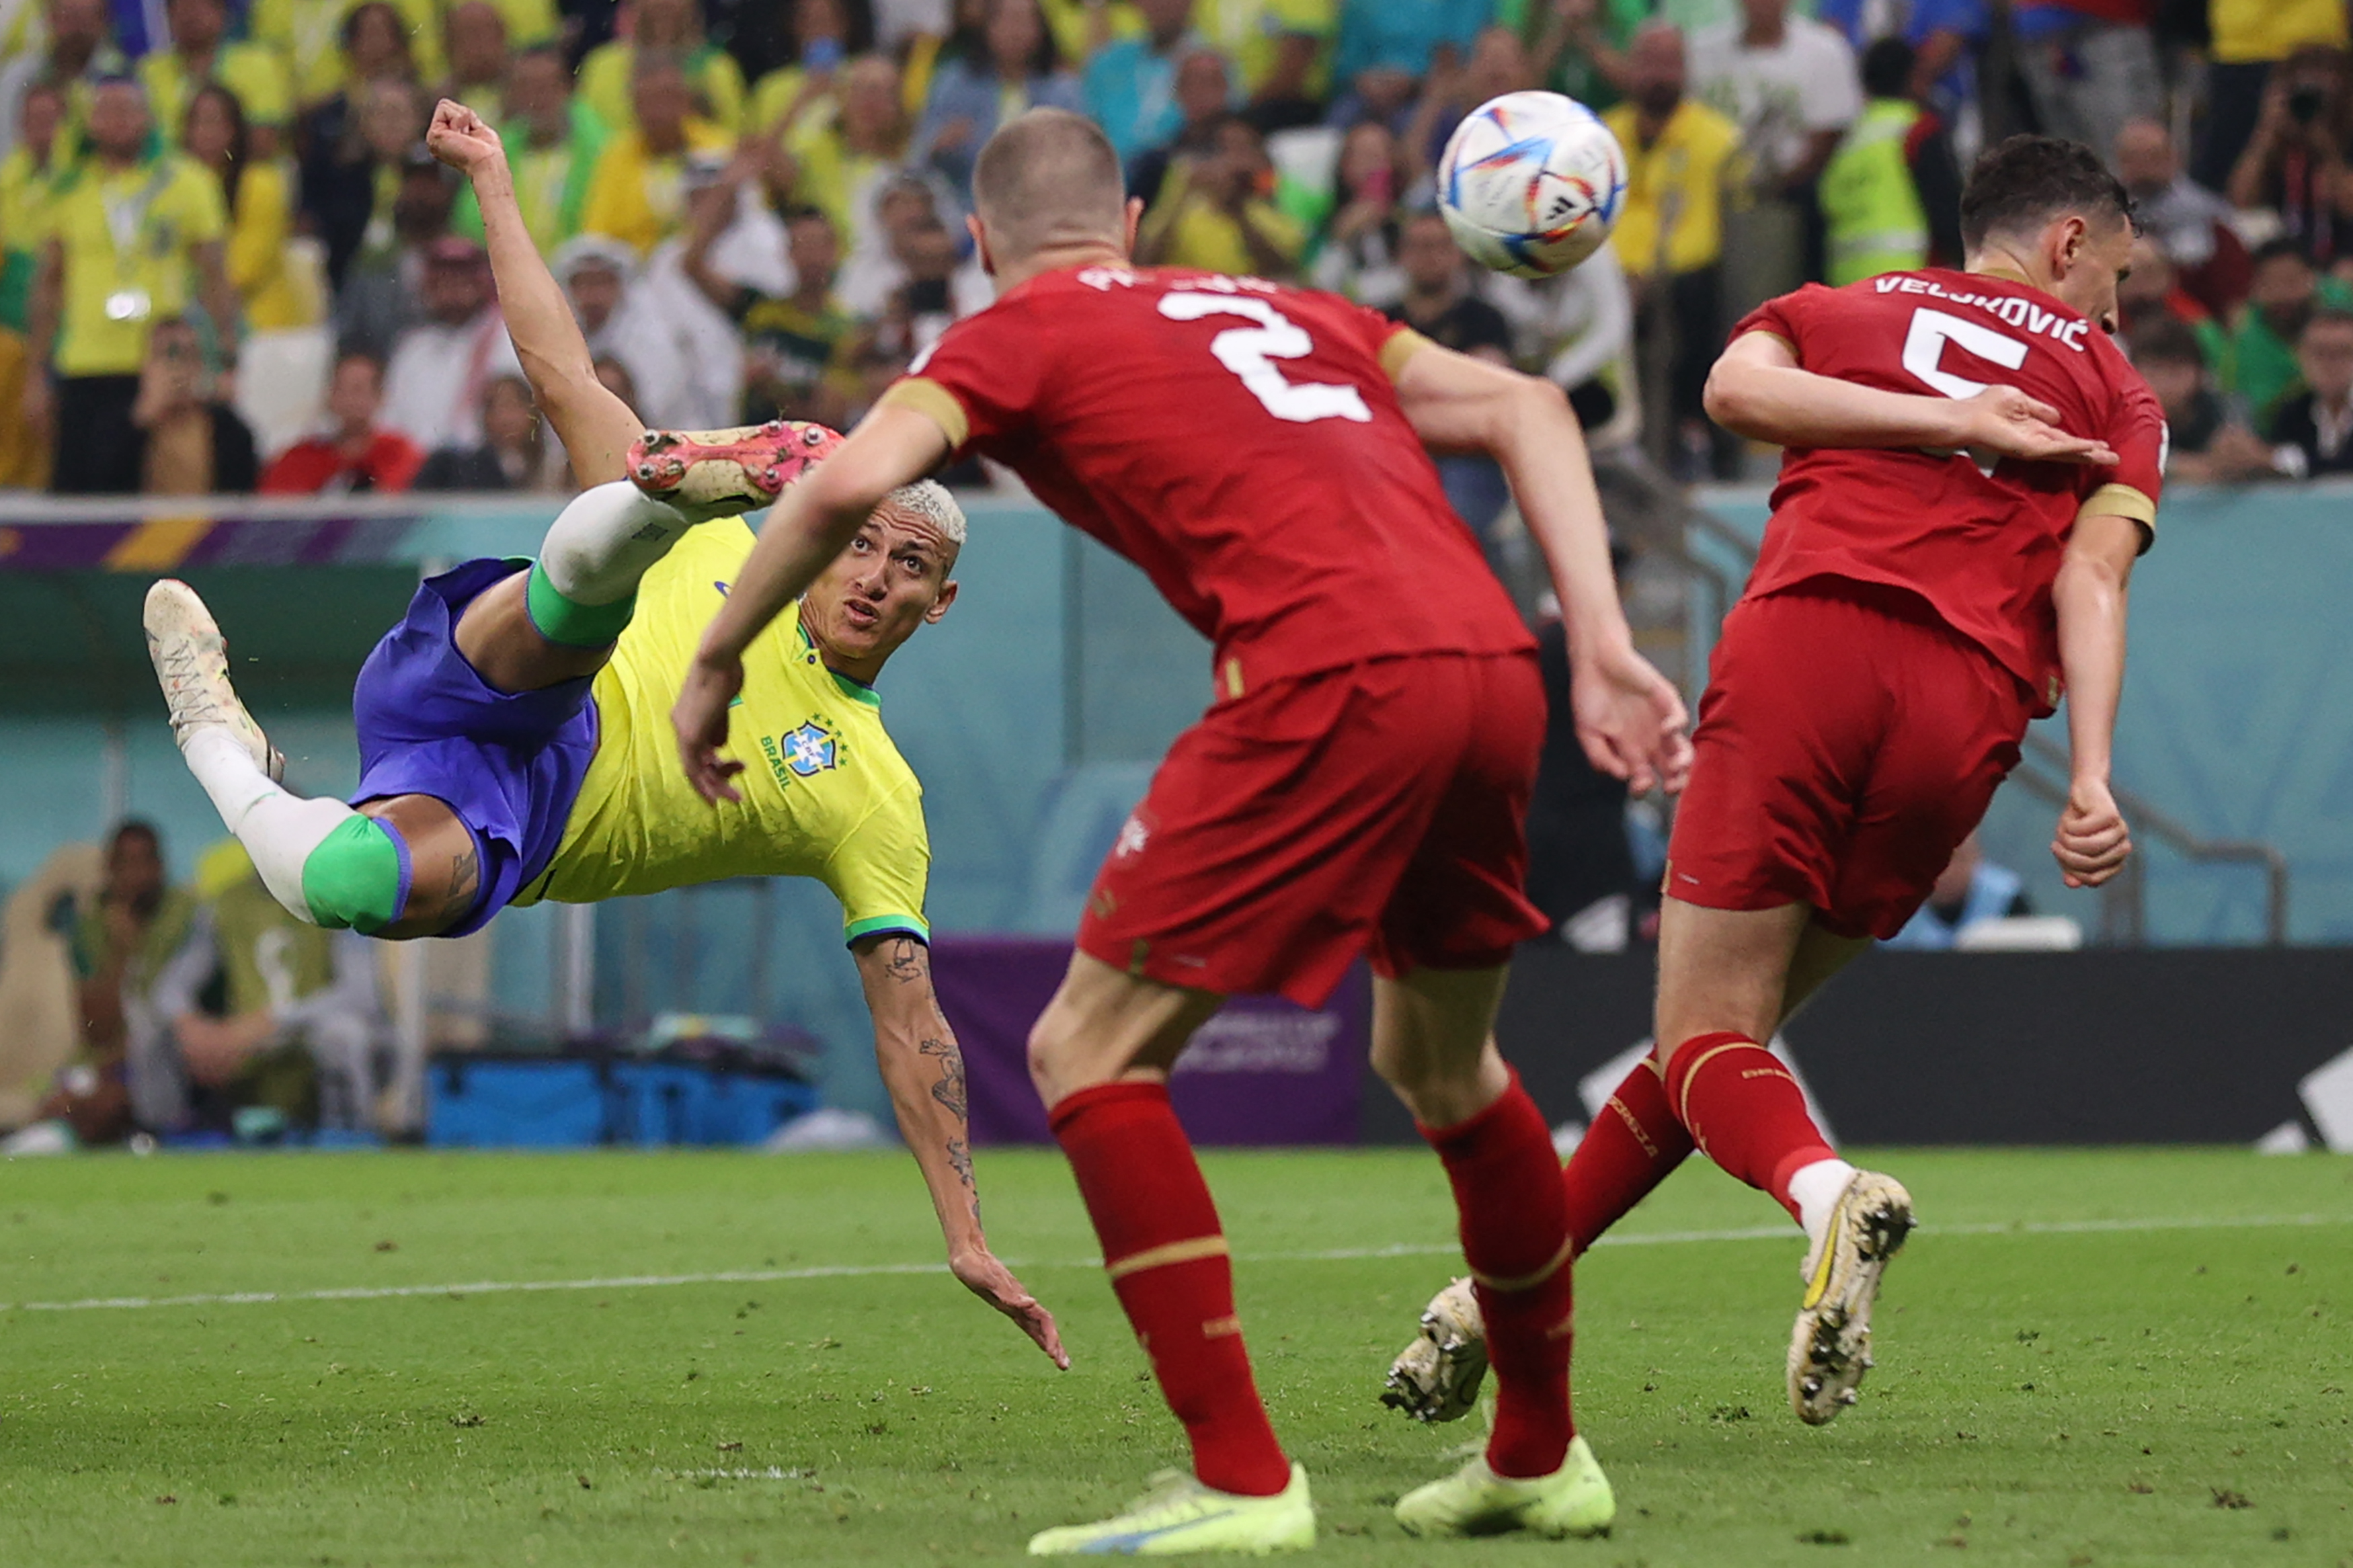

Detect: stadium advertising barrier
[1358, 946, 2353, 1149]
[932, 937, 1368, 1145]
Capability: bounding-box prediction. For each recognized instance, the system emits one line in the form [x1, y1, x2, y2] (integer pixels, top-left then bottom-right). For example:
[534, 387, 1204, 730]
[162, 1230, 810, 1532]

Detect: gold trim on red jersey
[879, 376, 971, 450]
[1379, 325, 1434, 382]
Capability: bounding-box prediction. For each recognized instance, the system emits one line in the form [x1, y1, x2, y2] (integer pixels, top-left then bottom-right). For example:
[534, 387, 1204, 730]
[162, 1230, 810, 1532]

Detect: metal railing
[1590, 454, 2294, 945]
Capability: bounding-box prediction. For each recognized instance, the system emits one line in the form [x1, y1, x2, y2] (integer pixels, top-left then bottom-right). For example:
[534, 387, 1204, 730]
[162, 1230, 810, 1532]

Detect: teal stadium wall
[1, 485, 2346, 1117]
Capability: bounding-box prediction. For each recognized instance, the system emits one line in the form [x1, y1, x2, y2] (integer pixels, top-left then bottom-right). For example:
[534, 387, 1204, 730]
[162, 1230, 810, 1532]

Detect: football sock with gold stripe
[1561, 1051, 1694, 1255]
[1665, 1031, 1837, 1225]
[1422, 1071, 1578, 1480]
[1048, 1080, 1290, 1497]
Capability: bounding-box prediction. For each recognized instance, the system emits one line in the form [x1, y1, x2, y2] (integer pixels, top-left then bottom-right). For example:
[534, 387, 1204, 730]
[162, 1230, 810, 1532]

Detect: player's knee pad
[298, 815, 407, 934]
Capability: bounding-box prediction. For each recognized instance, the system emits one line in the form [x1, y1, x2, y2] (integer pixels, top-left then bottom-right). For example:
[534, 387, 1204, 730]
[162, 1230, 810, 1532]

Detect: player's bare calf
[628, 419, 844, 521]
[1789, 1169, 1914, 1424]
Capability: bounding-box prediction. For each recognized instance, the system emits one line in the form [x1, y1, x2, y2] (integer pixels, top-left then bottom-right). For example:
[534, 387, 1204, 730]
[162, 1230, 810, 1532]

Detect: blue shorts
[350, 557, 599, 938]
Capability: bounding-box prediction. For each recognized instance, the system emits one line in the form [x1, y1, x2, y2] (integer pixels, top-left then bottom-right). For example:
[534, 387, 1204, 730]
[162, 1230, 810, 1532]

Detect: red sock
[1562, 1054, 1695, 1254]
[1422, 1071, 1576, 1479]
[1049, 1081, 1290, 1497]
[1664, 1032, 1836, 1223]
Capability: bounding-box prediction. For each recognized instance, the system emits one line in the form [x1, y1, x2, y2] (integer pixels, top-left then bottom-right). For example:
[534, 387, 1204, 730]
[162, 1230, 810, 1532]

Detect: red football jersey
[880, 265, 1532, 696]
[1732, 269, 2164, 713]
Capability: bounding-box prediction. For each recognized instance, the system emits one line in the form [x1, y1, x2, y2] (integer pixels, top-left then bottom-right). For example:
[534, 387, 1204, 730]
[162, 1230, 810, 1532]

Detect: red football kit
[1671, 267, 2165, 938]
[883, 263, 1550, 1002]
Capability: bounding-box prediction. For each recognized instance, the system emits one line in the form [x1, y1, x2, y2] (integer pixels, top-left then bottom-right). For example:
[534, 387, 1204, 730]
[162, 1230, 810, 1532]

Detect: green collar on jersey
[795, 616, 881, 708]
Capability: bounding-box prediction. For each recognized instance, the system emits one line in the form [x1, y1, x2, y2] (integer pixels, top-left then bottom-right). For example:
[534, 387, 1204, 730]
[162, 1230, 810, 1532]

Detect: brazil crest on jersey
[513, 520, 931, 946]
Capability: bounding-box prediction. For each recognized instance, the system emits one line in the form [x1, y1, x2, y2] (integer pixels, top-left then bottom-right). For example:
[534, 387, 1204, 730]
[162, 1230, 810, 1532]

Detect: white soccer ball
[1437, 91, 1628, 280]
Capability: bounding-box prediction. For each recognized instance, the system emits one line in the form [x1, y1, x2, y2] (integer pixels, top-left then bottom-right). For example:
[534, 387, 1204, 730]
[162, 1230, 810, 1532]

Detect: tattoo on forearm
[918, 1036, 967, 1120]
[945, 1136, 973, 1191]
[883, 936, 926, 985]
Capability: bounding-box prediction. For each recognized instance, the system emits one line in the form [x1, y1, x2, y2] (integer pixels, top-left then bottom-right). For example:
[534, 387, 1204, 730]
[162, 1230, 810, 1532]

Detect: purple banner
[930, 936, 1367, 1146]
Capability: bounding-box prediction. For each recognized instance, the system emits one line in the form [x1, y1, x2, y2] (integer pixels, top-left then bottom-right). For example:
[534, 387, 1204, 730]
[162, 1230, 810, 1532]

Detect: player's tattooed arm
[852, 934, 1066, 1367]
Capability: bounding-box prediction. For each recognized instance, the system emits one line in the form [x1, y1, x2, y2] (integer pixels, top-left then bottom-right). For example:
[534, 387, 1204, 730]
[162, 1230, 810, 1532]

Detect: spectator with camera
[128, 314, 257, 493]
[1133, 112, 1304, 277]
[2226, 46, 2353, 267]
[1126, 46, 1235, 212]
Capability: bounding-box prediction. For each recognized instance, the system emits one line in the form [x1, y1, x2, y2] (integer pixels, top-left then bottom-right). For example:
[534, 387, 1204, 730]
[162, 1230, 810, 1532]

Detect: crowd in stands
[3, 0, 2353, 505]
[0, 820, 383, 1152]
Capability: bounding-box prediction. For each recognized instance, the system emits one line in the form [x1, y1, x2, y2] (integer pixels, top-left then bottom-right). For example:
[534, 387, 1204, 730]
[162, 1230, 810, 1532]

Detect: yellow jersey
[515, 520, 932, 946]
[138, 42, 296, 136]
[578, 118, 733, 255]
[1602, 97, 1745, 278]
[2210, 0, 2349, 61]
[576, 40, 747, 136]
[44, 152, 227, 376]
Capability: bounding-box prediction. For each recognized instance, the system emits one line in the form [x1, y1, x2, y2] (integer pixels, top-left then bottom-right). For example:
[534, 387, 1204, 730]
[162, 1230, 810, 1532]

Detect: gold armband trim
[877, 376, 971, 450]
[1380, 327, 1433, 382]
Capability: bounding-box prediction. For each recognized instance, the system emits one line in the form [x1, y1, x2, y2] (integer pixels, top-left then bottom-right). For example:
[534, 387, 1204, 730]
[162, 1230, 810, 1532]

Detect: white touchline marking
[2, 1213, 2344, 1315]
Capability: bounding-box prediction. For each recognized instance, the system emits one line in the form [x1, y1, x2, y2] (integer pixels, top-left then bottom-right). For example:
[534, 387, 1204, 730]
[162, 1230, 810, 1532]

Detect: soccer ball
[1437, 91, 1628, 280]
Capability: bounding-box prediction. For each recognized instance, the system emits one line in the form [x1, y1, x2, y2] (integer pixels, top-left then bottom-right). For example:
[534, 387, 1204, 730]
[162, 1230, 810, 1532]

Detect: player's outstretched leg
[1384, 1051, 1695, 1424]
[1375, 968, 1613, 1542]
[627, 418, 842, 521]
[1656, 901, 1910, 1425]
[1025, 958, 1313, 1557]
[147, 581, 407, 934]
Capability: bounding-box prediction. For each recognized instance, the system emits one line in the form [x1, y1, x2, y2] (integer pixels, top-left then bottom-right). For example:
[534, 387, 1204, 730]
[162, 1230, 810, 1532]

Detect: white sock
[539, 480, 694, 604]
[1788, 1157, 1860, 1254]
[182, 727, 356, 923]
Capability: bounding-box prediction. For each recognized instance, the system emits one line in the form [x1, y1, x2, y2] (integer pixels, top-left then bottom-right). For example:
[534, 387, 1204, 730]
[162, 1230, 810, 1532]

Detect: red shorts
[1666, 581, 2035, 940]
[1076, 651, 1551, 1006]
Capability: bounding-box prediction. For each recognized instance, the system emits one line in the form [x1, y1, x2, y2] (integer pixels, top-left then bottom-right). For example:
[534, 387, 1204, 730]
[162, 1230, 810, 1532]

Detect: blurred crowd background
[5, 0, 2353, 505]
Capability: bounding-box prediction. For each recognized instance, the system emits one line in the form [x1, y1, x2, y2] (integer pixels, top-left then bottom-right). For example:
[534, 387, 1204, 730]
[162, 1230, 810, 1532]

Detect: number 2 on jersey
[1158, 292, 1373, 425]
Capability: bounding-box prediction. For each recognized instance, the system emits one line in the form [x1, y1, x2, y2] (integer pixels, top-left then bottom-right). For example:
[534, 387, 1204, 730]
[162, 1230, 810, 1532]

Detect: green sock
[524, 560, 637, 649]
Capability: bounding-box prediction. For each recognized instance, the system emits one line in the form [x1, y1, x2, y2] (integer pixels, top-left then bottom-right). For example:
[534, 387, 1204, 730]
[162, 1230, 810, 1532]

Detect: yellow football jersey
[513, 520, 932, 946]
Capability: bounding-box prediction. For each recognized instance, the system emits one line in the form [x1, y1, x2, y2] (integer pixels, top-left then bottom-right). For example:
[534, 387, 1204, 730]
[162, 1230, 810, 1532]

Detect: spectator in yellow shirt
[1134, 114, 1306, 279]
[578, 0, 747, 136]
[748, 0, 858, 140]
[2, 81, 69, 333]
[1601, 22, 1745, 478]
[23, 75, 239, 493]
[451, 44, 608, 254]
[580, 52, 731, 255]
[185, 83, 319, 333]
[138, 0, 296, 158]
[774, 52, 917, 266]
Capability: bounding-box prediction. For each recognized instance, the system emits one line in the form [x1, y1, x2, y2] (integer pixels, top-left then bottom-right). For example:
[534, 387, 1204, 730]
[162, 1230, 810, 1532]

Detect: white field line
[3, 1211, 2345, 1316]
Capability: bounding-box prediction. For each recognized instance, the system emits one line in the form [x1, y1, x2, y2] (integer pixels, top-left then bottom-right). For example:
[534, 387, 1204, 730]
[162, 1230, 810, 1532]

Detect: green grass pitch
[2, 1147, 2348, 1565]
